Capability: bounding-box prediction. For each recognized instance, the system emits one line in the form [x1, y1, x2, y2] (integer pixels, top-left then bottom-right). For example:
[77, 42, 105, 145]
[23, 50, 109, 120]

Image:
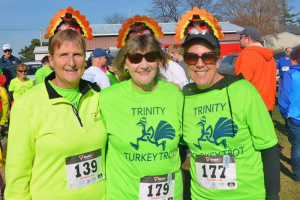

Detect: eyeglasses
[4, 49, 12, 53]
[239, 35, 248, 40]
[184, 52, 218, 65]
[17, 70, 27, 73]
[127, 51, 158, 64]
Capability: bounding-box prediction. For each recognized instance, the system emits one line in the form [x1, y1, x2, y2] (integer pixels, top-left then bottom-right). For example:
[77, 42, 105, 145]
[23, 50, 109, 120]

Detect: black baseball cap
[181, 33, 220, 49]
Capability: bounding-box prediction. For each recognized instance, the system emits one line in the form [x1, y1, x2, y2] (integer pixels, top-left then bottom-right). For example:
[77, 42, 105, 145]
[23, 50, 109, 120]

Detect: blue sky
[0, 0, 148, 57]
[0, 0, 299, 58]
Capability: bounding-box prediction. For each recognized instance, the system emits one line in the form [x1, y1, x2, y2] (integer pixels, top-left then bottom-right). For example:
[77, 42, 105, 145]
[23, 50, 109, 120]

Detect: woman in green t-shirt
[100, 17, 183, 199]
[176, 7, 280, 200]
[8, 63, 34, 107]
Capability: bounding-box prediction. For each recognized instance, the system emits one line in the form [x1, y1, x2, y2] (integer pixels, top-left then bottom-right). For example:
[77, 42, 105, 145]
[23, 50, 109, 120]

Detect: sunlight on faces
[186, 43, 223, 90]
[17, 66, 28, 80]
[49, 41, 85, 89]
[125, 50, 158, 92]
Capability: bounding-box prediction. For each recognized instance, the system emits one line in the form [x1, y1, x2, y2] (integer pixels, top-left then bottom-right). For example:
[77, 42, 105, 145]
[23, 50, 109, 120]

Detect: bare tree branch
[104, 12, 128, 24]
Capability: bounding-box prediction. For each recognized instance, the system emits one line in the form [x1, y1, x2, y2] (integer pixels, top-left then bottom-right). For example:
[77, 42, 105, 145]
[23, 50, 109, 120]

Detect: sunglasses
[127, 51, 158, 64]
[17, 70, 27, 73]
[184, 52, 218, 65]
[239, 35, 248, 40]
[4, 50, 12, 53]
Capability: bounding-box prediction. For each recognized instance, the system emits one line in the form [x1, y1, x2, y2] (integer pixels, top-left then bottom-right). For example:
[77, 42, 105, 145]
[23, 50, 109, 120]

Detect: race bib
[282, 66, 289, 71]
[66, 149, 104, 190]
[139, 173, 175, 200]
[195, 155, 237, 190]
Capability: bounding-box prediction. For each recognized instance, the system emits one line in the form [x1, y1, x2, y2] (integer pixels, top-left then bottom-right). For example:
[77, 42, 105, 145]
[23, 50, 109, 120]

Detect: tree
[19, 39, 48, 62]
[279, 0, 299, 26]
[145, 0, 221, 22]
[219, 0, 286, 36]
[104, 12, 128, 24]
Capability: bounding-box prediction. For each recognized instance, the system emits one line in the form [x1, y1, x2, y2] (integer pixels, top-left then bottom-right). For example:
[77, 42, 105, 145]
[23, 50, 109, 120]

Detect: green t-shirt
[106, 71, 119, 85]
[48, 81, 81, 109]
[35, 66, 52, 85]
[100, 79, 183, 200]
[9, 77, 34, 100]
[181, 79, 278, 200]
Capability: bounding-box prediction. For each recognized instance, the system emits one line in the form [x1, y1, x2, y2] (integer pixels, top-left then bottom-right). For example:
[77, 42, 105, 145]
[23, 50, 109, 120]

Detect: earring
[124, 68, 128, 72]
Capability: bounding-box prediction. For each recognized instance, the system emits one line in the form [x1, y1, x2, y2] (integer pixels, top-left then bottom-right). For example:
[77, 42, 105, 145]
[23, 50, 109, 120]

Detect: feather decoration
[44, 7, 93, 40]
[117, 15, 164, 48]
[174, 7, 224, 41]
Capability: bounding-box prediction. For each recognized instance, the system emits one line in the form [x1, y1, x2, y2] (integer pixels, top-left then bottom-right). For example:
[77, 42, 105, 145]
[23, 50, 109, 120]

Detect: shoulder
[158, 80, 180, 93]
[16, 84, 47, 106]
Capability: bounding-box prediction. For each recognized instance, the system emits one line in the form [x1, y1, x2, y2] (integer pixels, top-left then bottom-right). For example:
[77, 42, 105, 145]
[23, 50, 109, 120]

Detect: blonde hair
[49, 29, 86, 56]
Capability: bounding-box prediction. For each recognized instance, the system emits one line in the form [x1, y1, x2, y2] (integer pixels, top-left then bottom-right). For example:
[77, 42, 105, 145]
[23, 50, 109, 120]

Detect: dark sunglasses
[184, 52, 218, 65]
[17, 70, 27, 73]
[4, 49, 12, 53]
[127, 51, 158, 64]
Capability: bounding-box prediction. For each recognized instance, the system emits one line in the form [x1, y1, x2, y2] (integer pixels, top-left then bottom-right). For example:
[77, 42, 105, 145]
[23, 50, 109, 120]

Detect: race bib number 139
[66, 149, 104, 190]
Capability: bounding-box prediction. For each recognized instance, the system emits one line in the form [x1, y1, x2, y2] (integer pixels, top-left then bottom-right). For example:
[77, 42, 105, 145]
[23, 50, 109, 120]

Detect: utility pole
[40, 27, 42, 47]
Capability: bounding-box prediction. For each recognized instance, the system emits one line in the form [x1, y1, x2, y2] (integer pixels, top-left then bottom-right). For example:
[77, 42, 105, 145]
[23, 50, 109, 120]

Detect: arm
[261, 145, 280, 200]
[8, 91, 13, 110]
[97, 71, 111, 89]
[235, 54, 256, 81]
[4, 101, 35, 199]
[278, 72, 293, 118]
[0, 87, 9, 126]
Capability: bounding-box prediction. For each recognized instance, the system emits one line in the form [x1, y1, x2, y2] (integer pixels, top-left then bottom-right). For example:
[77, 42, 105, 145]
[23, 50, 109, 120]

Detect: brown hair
[48, 29, 86, 56]
[16, 63, 28, 78]
[113, 34, 166, 81]
[41, 55, 49, 65]
[291, 47, 300, 64]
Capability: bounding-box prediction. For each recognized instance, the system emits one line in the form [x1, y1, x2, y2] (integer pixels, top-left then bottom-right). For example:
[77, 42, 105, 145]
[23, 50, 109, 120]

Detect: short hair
[183, 38, 221, 58]
[16, 63, 28, 78]
[285, 47, 292, 51]
[48, 29, 86, 56]
[167, 44, 182, 55]
[113, 34, 167, 81]
[291, 47, 300, 64]
[41, 55, 49, 65]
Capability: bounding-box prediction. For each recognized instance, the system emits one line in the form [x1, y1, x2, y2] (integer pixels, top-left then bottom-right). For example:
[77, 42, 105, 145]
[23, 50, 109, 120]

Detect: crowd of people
[0, 6, 298, 200]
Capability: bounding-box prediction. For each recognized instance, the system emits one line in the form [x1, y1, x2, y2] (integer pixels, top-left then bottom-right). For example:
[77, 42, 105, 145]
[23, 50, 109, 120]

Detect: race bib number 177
[66, 149, 104, 190]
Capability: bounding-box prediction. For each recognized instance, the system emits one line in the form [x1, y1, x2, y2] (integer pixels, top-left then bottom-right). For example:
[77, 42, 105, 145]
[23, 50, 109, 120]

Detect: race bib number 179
[139, 173, 175, 200]
[195, 155, 237, 190]
[66, 149, 104, 190]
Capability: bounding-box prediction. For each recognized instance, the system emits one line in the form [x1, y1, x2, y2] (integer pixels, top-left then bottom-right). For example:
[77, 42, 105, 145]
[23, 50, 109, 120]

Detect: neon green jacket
[5, 73, 107, 200]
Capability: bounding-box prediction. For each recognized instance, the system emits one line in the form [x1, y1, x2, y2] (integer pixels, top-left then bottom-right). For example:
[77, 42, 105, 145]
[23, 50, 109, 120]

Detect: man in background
[82, 48, 110, 89]
[0, 44, 21, 88]
[277, 47, 292, 80]
[235, 26, 276, 116]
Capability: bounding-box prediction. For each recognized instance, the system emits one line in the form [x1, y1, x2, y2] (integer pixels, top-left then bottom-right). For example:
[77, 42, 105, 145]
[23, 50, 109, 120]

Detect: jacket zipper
[71, 105, 83, 127]
[71, 94, 85, 127]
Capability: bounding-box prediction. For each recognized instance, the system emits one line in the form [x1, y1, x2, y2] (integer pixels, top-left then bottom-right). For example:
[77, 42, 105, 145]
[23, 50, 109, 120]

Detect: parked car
[218, 54, 280, 88]
[24, 61, 43, 84]
[218, 54, 239, 76]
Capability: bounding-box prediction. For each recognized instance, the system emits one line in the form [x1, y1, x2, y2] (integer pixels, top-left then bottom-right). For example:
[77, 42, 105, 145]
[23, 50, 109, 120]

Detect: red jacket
[235, 45, 276, 111]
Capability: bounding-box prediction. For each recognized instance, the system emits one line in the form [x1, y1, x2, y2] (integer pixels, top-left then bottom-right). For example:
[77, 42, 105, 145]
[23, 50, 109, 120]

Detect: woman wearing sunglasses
[100, 15, 183, 200]
[8, 63, 34, 108]
[176, 8, 280, 200]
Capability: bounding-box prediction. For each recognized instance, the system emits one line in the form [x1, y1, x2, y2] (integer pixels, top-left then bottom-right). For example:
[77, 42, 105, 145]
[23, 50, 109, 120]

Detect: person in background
[0, 44, 21, 89]
[167, 44, 191, 81]
[81, 48, 111, 89]
[159, 55, 189, 90]
[35, 55, 53, 85]
[0, 74, 7, 187]
[100, 15, 183, 200]
[105, 57, 119, 85]
[8, 63, 34, 108]
[176, 7, 280, 200]
[5, 7, 107, 200]
[277, 47, 292, 81]
[278, 47, 300, 183]
[235, 26, 276, 117]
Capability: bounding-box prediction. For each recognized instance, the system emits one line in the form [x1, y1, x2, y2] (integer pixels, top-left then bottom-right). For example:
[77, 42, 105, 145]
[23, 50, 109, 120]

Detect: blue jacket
[276, 56, 291, 78]
[0, 55, 21, 86]
[278, 64, 300, 125]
